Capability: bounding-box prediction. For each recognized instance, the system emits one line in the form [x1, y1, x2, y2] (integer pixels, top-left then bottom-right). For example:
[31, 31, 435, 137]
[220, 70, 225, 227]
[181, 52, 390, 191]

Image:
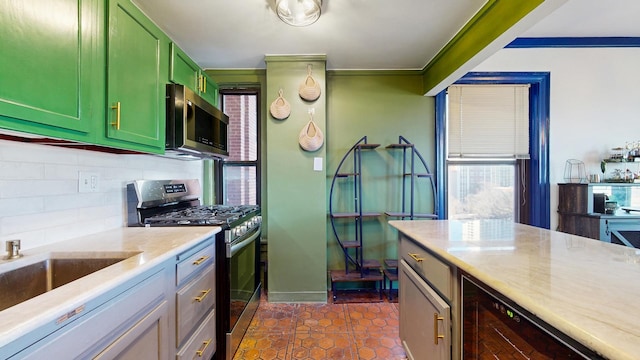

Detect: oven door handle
[227, 226, 261, 258]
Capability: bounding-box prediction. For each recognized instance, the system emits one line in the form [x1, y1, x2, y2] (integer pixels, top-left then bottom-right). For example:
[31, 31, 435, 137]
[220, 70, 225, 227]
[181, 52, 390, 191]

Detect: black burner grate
[143, 204, 259, 227]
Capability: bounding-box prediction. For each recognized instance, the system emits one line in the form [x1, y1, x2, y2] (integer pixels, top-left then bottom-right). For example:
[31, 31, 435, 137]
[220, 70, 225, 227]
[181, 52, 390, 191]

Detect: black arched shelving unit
[383, 136, 438, 299]
[329, 136, 382, 301]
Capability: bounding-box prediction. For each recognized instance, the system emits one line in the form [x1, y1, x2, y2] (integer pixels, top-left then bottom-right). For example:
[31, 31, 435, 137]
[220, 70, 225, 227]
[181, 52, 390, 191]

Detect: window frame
[215, 88, 262, 206]
[435, 72, 550, 228]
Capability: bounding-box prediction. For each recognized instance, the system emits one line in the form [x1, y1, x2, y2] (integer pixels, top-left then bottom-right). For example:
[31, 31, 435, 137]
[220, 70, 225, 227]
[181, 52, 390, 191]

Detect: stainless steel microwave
[165, 84, 229, 159]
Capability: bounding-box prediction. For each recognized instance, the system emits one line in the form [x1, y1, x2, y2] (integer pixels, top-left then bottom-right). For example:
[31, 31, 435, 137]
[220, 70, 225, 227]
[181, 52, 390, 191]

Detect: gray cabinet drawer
[176, 264, 215, 346]
[177, 309, 216, 360]
[400, 260, 450, 360]
[399, 235, 452, 301]
[176, 241, 214, 286]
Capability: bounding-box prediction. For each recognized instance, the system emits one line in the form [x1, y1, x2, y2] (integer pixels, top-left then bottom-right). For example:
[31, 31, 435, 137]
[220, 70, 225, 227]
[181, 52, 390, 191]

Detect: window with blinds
[447, 84, 530, 159]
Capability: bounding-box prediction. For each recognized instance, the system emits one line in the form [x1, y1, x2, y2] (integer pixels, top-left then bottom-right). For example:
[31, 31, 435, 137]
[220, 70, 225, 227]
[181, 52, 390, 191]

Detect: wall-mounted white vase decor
[298, 65, 321, 101]
[298, 114, 324, 151]
[270, 88, 291, 120]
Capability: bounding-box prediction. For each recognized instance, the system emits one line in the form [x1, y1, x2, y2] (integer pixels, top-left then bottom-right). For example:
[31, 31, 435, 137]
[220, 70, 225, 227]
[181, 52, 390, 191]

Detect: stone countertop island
[389, 219, 640, 360]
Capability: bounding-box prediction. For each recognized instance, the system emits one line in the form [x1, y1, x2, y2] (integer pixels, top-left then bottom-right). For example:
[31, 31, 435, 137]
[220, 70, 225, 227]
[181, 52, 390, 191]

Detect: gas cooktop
[143, 205, 260, 227]
[126, 179, 260, 228]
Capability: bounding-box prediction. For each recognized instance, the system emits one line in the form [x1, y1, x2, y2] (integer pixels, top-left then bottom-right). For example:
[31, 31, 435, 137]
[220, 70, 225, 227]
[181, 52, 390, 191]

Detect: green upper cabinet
[170, 44, 200, 94]
[0, 0, 101, 139]
[102, 0, 169, 153]
[170, 44, 219, 107]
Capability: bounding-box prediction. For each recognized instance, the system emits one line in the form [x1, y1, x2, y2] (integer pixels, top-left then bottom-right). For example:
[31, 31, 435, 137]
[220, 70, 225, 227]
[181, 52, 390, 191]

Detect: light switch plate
[313, 157, 323, 171]
[79, 172, 100, 193]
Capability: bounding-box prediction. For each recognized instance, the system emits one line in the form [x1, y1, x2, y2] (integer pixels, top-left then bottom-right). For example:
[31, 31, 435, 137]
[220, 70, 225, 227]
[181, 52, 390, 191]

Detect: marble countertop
[389, 219, 640, 360]
[0, 226, 220, 349]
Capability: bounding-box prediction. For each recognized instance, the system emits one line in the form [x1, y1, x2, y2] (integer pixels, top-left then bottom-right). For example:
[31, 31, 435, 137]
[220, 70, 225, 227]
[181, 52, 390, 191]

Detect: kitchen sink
[0, 252, 140, 311]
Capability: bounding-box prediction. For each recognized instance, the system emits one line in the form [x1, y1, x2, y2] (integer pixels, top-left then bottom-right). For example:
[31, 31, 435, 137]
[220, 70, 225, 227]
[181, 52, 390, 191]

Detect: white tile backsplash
[0, 197, 44, 217]
[0, 162, 44, 179]
[0, 179, 77, 198]
[0, 141, 79, 165]
[0, 139, 204, 250]
[44, 193, 104, 212]
[2, 208, 80, 234]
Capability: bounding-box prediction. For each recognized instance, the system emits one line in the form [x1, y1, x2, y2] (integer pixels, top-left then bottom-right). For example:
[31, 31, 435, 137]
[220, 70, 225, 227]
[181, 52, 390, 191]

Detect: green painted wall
[204, 0, 549, 300]
[176, 0, 549, 302]
[326, 71, 435, 273]
[265, 56, 328, 302]
[207, 68, 435, 301]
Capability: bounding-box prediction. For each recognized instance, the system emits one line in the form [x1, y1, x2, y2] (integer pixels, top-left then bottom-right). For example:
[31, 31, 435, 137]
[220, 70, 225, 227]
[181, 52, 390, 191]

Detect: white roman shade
[447, 84, 530, 159]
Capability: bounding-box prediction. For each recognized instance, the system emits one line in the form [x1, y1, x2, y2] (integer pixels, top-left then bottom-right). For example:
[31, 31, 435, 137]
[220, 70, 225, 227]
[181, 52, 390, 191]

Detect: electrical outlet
[79, 172, 100, 193]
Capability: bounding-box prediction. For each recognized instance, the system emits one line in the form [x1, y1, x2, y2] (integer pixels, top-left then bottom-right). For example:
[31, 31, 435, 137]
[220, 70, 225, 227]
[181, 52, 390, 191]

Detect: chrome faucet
[5, 240, 23, 260]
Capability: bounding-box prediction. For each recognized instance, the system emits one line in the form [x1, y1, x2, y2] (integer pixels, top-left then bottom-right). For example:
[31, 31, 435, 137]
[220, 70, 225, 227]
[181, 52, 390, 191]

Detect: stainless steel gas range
[127, 179, 261, 360]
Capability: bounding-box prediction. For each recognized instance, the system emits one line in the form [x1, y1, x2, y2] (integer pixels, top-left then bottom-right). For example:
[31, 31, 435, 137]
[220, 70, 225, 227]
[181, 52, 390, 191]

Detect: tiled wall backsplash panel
[0, 139, 203, 250]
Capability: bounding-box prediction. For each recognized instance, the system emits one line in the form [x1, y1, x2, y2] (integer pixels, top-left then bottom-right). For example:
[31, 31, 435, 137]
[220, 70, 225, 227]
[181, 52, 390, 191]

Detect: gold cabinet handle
[198, 75, 205, 93]
[202, 75, 206, 93]
[194, 289, 211, 302]
[195, 338, 212, 357]
[192, 255, 210, 265]
[111, 102, 121, 129]
[408, 253, 424, 262]
[434, 313, 445, 345]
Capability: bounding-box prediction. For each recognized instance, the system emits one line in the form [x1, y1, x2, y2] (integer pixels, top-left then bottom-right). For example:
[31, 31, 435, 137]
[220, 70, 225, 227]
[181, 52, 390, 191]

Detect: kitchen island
[390, 219, 640, 360]
[0, 226, 220, 358]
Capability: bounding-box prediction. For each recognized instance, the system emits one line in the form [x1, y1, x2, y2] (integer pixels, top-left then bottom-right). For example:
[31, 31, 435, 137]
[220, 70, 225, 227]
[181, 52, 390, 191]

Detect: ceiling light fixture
[276, 0, 322, 27]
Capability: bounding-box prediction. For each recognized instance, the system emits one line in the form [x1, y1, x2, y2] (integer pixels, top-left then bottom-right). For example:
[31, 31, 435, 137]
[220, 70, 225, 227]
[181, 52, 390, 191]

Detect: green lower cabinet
[170, 43, 219, 107]
[0, 0, 101, 140]
[101, 0, 168, 153]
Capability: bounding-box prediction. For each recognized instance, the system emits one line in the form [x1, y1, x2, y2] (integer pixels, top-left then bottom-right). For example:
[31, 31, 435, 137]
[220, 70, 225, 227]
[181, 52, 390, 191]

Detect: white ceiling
[131, 0, 640, 71]
[521, 0, 640, 38]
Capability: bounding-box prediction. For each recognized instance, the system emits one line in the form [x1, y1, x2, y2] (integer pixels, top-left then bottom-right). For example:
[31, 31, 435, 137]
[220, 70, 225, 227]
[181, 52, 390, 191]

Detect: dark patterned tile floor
[232, 293, 405, 360]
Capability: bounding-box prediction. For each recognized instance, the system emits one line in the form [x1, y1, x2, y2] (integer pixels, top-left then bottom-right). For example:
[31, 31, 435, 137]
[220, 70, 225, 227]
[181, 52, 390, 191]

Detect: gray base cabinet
[95, 300, 169, 359]
[400, 260, 450, 360]
[16, 267, 170, 360]
[399, 233, 458, 360]
[3, 236, 216, 360]
[174, 240, 216, 358]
